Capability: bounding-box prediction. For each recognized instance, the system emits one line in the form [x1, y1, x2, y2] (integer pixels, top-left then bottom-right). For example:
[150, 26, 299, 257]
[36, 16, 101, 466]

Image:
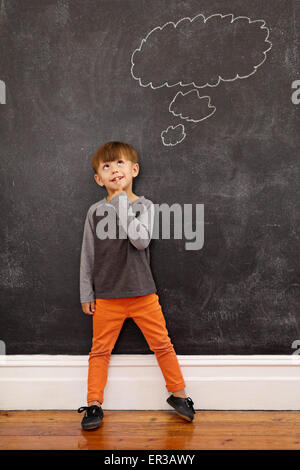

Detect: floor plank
[0, 410, 300, 450]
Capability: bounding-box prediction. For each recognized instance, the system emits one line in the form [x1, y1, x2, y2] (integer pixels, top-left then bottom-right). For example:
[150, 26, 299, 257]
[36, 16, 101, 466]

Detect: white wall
[0, 355, 300, 410]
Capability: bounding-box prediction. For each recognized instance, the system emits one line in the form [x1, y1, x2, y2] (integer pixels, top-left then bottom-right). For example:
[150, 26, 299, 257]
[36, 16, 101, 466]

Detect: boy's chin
[108, 185, 126, 192]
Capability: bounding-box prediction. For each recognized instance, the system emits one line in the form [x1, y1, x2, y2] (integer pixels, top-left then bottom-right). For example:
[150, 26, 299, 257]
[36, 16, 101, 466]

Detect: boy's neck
[105, 189, 140, 204]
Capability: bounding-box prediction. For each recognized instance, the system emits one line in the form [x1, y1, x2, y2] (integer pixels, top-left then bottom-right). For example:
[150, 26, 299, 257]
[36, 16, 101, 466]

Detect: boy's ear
[132, 162, 139, 178]
[94, 174, 104, 187]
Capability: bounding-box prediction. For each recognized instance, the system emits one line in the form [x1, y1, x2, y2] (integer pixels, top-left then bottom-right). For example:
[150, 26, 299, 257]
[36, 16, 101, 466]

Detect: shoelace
[77, 405, 102, 417]
[184, 397, 195, 413]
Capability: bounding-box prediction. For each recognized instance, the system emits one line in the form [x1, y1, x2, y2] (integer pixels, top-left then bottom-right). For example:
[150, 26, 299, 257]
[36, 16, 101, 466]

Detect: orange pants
[87, 293, 186, 403]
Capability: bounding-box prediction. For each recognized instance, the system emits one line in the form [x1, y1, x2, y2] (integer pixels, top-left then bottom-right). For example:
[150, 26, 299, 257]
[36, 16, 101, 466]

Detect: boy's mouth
[111, 176, 124, 182]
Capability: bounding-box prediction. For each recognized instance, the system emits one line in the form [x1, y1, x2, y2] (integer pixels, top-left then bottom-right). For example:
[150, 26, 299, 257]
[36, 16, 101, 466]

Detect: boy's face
[94, 154, 139, 193]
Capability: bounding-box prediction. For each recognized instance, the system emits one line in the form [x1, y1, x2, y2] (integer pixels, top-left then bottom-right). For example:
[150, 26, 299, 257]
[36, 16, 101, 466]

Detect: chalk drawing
[161, 123, 186, 146]
[169, 89, 216, 122]
[131, 12, 272, 146]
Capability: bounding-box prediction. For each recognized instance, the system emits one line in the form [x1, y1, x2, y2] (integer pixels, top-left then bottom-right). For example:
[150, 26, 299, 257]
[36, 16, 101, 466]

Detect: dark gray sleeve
[79, 207, 95, 303]
[108, 192, 154, 250]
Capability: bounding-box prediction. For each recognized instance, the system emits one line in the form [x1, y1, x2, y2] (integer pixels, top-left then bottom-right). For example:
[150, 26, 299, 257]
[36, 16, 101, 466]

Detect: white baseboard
[0, 355, 300, 410]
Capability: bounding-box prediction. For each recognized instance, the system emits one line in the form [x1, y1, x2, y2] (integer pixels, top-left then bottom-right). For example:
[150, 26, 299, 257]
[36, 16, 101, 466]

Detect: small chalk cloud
[169, 89, 216, 122]
[131, 12, 272, 146]
[161, 124, 186, 146]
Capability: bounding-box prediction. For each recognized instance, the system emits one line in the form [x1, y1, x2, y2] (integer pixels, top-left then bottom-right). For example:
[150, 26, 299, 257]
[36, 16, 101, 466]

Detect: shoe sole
[81, 421, 102, 430]
[173, 410, 194, 422]
[82, 424, 101, 430]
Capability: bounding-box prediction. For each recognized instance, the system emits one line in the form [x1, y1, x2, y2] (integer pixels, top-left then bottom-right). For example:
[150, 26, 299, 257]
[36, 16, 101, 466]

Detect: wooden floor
[1, 410, 300, 450]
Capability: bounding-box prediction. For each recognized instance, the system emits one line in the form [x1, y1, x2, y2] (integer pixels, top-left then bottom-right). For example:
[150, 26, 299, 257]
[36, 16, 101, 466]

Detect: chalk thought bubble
[131, 12, 272, 146]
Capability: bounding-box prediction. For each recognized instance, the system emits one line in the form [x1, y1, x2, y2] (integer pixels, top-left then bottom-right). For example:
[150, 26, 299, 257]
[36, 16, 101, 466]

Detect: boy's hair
[92, 141, 139, 174]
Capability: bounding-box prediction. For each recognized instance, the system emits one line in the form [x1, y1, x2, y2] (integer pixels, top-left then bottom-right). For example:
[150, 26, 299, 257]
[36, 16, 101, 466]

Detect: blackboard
[0, 0, 299, 355]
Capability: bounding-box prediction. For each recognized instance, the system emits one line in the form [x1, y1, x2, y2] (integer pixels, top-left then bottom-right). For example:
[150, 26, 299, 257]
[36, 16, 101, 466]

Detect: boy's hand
[81, 301, 95, 315]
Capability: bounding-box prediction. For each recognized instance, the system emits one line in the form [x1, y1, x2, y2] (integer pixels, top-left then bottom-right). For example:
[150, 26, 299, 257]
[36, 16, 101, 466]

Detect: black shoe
[77, 405, 104, 430]
[166, 395, 196, 422]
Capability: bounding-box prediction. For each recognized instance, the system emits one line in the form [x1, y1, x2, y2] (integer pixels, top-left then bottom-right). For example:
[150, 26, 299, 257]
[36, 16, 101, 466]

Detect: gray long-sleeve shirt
[79, 191, 157, 302]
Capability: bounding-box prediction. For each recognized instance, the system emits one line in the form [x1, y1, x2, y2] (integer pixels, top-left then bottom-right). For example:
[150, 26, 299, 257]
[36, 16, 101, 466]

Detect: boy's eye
[103, 160, 123, 169]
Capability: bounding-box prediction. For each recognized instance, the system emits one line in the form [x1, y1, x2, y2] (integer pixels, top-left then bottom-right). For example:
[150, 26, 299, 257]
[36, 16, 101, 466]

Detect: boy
[77, 141, 195, 430]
